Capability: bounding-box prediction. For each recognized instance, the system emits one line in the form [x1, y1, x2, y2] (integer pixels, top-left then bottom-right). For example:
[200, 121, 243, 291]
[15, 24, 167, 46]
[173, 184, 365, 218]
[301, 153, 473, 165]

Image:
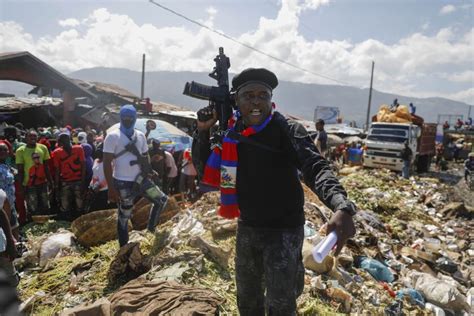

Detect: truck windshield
[367, 135, 407, 143]
[371, 129, 407, 137]
[368, 125, 408, 143]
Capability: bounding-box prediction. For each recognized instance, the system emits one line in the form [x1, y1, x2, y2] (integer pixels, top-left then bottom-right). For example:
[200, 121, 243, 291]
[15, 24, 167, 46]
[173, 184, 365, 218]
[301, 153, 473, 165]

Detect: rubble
[16, 167, 474, 315]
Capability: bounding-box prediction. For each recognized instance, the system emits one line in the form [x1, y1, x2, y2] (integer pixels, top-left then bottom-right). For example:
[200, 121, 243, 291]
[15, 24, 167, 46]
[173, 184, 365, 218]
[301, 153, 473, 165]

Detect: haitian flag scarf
[202, 111, 274, 219]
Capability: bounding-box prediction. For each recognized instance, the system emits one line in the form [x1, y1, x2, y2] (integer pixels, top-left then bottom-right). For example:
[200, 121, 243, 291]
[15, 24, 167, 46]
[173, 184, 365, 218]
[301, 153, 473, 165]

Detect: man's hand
[108, 186, 119, 203]
[326, 210, 356, 256]
[197, 108, 218, 132]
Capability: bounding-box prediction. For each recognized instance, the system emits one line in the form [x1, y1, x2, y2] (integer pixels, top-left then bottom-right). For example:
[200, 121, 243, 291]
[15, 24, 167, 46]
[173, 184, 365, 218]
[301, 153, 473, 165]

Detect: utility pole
[141, 54, 146, 99]
[365, 61, 375, 131]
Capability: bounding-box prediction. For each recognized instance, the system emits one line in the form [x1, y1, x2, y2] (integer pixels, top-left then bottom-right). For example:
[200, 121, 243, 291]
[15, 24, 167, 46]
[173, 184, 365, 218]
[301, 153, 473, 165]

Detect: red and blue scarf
[202, 111, 274, 219]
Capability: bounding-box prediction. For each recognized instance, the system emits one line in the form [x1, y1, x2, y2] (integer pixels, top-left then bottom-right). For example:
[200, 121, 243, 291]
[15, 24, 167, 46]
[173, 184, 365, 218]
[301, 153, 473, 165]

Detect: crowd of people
[311, 119, 365, 168]
[0, 119, 199, 284]
[443, 117, 474, 131]
[0, 122, 198, 222]
[325, 140, 365, 167]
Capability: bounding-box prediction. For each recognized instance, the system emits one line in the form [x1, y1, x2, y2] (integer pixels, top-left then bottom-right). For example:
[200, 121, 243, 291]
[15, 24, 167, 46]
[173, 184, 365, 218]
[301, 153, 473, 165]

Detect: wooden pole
[365, 61, 375, 131]
[141, 54, 146, 99]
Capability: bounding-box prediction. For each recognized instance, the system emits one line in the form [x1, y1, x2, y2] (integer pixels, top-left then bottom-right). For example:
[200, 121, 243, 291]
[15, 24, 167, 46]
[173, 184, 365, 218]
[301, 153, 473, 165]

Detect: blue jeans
[402, 160, 410, 179]
[114, 177, 168, 247]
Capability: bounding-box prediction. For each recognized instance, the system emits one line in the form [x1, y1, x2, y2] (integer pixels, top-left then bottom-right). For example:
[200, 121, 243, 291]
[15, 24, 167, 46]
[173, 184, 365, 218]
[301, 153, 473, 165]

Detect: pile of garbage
[16, 168, 473, 315]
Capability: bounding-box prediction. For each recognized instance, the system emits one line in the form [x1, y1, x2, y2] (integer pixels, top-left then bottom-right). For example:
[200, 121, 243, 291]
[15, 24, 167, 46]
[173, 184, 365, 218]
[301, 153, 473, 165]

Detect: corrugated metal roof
[71, 79, 138, 99]
[0, 51, 96, 98]
[0, 96, 63, 112]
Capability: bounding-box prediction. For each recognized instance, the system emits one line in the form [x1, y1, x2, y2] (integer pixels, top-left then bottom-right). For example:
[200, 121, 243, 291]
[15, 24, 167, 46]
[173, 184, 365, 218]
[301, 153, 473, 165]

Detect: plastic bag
[396, 288, 425, 308]
[354, 256, 394, 283]
[169, 210, 204, 246]
[39, 231, 74, 267]
[407, 271, 469, 312]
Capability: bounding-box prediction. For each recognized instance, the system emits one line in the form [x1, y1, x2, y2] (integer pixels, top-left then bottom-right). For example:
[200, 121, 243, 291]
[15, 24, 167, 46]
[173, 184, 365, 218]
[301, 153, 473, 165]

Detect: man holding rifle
[193, 67, 357, 315]
[103, 105, 168, 247]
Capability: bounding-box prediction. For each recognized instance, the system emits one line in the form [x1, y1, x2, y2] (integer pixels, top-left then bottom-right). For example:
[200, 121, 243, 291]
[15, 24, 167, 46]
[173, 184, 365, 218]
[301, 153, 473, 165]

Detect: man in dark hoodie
[194, 68, 357, 315]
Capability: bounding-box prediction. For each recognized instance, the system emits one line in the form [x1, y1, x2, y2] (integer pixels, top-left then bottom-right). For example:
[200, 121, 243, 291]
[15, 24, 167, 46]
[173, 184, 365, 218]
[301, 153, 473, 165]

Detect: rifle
[183, 47, 235, 133]
[124, 140, 153, 185]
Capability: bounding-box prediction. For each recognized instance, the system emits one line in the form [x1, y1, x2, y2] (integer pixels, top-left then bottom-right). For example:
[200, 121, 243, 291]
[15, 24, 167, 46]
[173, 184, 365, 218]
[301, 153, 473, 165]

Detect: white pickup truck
[363, 121, 436, 172]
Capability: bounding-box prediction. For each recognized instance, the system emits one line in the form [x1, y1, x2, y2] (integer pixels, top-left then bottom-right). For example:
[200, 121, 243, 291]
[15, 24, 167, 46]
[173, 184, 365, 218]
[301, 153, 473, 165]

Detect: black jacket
[192, 111, 356, 228]
[400, 146, 413, 161]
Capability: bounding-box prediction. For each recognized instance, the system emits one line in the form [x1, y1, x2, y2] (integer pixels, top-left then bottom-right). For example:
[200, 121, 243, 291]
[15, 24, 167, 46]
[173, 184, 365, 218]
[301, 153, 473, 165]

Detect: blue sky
[0, 0, 473, 104]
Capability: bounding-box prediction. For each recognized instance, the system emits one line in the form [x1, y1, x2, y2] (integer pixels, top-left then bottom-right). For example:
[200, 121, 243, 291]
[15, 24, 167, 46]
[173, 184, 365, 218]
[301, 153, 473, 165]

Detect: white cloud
[440, 4, 456, 15]
[58, 18, 80, 27]
[206, 6, 217, 16]
[0, 1, 472, 104]
[442, 70, 474, 83]
[201, 6, 217, 28]
[0, 21, 35, 52]
[421, 22, 429, 31]
[301, 0, 330, 10]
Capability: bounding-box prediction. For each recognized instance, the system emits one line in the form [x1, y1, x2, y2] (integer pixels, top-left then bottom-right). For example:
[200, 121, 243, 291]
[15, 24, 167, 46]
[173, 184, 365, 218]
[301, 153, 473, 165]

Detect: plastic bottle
[311, 231, 337, 263]
[425, 303, 446, 316]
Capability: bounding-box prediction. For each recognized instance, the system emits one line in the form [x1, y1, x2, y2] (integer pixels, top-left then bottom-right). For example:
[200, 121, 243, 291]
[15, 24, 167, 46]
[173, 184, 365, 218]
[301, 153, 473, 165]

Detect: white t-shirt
[164, 151, 178, 178]
[90, 160, 108, 191]
[181, 159, 197, 176]
[103, 129, 148, 181]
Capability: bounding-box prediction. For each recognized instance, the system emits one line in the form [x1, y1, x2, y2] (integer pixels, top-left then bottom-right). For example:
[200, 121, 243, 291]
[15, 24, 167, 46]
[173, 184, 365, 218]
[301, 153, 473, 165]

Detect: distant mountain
[69, 67, 472, 126]
[2, 67, 471, 126]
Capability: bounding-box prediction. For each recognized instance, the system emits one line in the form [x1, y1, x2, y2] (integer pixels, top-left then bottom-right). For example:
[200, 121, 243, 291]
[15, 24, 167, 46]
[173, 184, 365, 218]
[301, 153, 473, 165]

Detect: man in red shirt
[52, 131, 86, 220]
[144, 98, 152, 115]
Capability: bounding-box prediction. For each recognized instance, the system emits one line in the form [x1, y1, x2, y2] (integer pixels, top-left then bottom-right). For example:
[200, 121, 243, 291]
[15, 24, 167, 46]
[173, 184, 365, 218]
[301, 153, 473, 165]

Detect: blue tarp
[109, 118, 192, 152]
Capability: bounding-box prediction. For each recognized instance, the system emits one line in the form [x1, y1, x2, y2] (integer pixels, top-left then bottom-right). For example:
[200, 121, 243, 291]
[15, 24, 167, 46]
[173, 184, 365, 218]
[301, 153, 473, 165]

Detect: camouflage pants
[25, 183, 50, 216]
[60, 181, 83, 214]
[235, 224, 304, 316]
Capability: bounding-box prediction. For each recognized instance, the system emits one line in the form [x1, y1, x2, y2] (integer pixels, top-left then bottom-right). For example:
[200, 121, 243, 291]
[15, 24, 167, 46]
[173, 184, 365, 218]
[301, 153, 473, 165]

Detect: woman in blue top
[0, 143, 19, 239]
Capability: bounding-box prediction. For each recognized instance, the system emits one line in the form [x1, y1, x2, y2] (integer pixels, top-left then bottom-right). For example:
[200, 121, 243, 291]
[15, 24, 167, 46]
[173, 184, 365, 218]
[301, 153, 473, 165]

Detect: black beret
[232, 68, 278, 91]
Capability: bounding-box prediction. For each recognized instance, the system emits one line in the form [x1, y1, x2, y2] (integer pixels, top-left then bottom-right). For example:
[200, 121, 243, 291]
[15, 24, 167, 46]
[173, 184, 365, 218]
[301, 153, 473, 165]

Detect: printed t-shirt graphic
[53, 145, 85, 182]
[15, 144, 50, 186]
